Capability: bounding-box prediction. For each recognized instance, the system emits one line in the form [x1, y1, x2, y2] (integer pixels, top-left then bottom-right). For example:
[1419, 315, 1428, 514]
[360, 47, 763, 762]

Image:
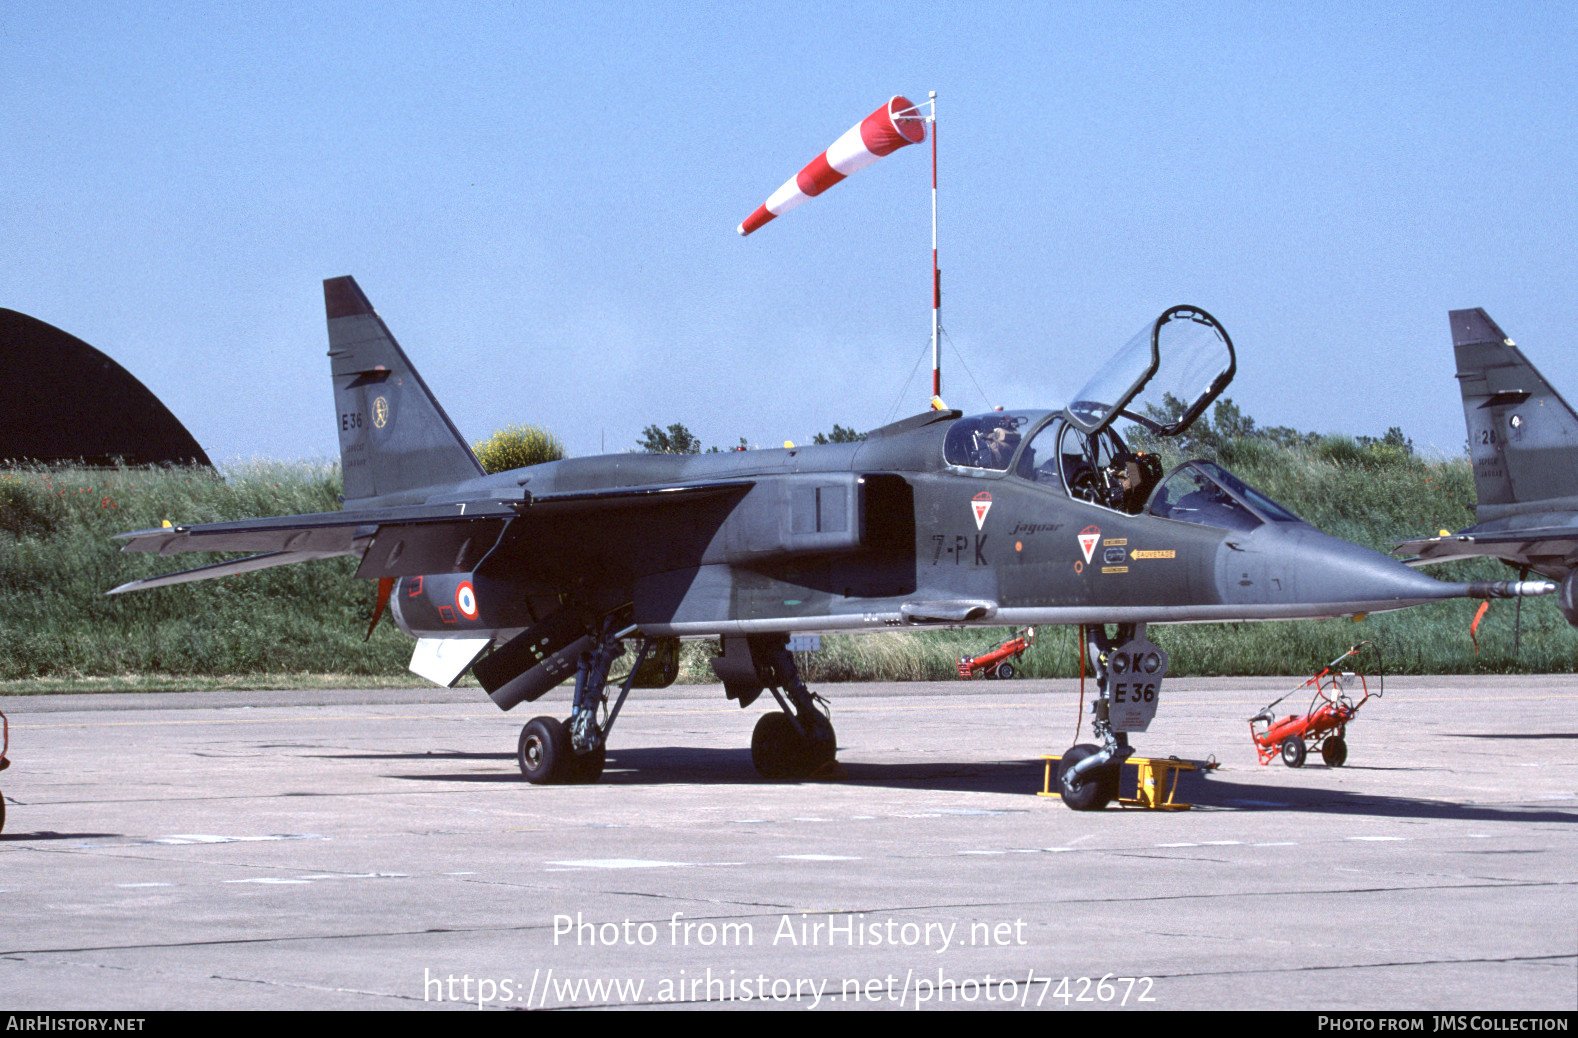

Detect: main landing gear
[713, 633, 837, 780]
[513, 627, 837, 784]
[749, 640, 836, 780]
[517, 618, 648, 785]
[1057, 623, 1169, 811]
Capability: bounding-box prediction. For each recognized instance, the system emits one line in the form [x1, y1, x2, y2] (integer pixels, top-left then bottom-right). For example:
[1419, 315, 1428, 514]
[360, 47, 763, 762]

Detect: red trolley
[956, 627, 1036, 680]
[1249, 642, 1383, 768]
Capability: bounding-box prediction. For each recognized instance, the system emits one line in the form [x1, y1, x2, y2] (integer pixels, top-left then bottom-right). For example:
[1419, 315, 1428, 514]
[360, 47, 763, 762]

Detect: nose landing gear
[1055, 623, 1168, 811]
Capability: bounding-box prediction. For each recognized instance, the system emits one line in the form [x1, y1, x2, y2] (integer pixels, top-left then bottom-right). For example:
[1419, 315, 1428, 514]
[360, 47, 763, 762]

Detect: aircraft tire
[1281, 736, 1307, 768]
[752, 712, 800, 779]
[751, 713, 835, 779]
[1320, 735, 1347, 768]
[518, 717, 571, 784]
[1058, 744, 1115, 811]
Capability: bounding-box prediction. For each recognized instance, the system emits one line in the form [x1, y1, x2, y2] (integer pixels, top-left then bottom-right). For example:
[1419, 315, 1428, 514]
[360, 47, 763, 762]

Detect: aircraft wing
[111, 480, 753, 591]
[1394, 526, 1578, 568]
[107, 550, 351, 594]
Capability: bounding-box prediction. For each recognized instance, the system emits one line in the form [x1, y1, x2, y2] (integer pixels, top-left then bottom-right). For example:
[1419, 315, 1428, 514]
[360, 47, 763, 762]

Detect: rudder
[325, 277, 484, 503]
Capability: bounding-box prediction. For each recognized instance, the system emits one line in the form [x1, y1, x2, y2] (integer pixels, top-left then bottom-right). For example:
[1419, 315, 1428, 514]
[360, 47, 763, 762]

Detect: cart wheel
[1058, 745, 1117, 811]
[1321, 735, 1348, 768]
[1281, 736, 1307, 768]
[996, 662, 1015, 680]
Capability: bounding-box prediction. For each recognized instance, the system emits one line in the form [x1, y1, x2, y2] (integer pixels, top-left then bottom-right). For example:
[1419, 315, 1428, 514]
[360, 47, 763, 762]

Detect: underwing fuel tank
[389, 575, 593, 710]
[387, 573, 536, 636]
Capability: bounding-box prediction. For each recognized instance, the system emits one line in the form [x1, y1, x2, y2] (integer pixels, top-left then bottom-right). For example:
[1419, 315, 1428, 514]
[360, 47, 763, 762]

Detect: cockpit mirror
[1064, 305, 1236, 438]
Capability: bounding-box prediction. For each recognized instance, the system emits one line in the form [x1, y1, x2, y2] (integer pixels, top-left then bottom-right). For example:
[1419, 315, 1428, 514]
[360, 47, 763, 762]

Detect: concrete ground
[0, 675, 1574, 1011]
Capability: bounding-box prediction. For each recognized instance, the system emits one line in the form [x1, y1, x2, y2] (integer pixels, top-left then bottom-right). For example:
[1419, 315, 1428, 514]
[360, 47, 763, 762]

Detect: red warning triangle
[1078, 525, 1101, 565]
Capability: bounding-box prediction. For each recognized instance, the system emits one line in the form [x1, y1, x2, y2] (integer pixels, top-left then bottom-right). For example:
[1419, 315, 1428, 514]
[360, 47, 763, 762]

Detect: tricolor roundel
[455, 580, 479, 620]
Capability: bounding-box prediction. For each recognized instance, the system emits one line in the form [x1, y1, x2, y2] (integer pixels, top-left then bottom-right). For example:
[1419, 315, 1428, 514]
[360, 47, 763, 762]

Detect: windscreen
[1065, 306, 1235, 437]
[1149, 460, 1303, 531]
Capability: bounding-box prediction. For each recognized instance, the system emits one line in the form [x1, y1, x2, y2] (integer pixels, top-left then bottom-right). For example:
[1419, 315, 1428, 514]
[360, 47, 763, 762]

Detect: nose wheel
[1052, 623, 1166, 811]
[1058, 744, 1119, 811]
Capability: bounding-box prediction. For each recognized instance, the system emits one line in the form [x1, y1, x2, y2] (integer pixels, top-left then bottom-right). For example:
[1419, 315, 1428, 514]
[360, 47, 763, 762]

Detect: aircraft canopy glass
[1065, 306, 1236, 438]
[1149, 460, 1303, 532]
[943, 411, 1039, 470]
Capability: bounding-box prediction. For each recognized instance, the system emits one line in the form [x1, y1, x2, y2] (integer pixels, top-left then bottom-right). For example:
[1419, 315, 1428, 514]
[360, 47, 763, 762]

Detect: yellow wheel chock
[1040, 754, 1198, 810]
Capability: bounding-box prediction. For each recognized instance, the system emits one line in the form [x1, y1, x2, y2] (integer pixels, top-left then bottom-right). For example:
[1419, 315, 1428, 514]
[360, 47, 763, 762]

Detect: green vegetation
[812, 424, 866, 444]
[1, 410, 1573, 692]
[637, 422, 867, 453]
[637, 423, 702, 454]
[473, 424, 566, 473]
[0, 463, 413, 688]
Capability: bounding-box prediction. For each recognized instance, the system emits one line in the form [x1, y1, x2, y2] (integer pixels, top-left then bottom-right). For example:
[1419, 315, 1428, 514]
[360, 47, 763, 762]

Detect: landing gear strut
[1058, 623, 1168, 811]
[745, 635, 836, 780]
[517, 620, 651, 785]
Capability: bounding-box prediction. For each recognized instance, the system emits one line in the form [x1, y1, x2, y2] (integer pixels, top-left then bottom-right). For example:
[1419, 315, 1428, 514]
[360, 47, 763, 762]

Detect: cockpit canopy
[1150, 460, 1304, 532]
[1065, 305, 1235, 439]
[938, 306, 1300, 530]
[942, 411, 1040, 471]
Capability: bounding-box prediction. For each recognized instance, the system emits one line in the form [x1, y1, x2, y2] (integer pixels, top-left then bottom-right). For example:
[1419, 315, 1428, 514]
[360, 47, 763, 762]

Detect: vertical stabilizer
[1452, 308, 1578, 510]
[325, 277, 484, 503]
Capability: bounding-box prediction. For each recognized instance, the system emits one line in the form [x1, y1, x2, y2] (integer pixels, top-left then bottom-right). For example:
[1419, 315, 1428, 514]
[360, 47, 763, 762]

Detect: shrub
[473, 425, 566, 473]
[638, 423, 701, 454]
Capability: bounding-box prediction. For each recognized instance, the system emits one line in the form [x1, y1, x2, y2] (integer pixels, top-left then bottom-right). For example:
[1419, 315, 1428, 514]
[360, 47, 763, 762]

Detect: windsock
[737, 96, 926, 236]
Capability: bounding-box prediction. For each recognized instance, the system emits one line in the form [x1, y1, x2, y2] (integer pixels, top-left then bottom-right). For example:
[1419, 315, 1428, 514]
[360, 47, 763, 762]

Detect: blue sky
[4, 2, 1575, 464]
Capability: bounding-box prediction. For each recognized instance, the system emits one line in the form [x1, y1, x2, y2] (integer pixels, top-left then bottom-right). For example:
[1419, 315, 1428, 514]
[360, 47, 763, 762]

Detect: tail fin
[325, 277, 484, 503]
[1452, 308, 1578, 511]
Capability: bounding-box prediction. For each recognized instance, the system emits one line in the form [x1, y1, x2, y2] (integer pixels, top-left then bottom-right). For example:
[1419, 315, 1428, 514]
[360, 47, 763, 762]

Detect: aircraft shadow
[385, 746, 1041, 793]
[0, 831, 121, 842]
[381, 746, 1578, 822]
[1447, 733, 1578, 740]
[315, 751, 515, 761]
[1187, 772, 1578, 823]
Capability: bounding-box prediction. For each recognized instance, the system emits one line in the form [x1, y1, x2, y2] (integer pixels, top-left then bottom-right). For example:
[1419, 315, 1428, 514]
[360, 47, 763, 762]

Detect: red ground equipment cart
[1, 707, 9, 833]
[957, 627, 1036, 680]
[1249, 641, 1383, 768]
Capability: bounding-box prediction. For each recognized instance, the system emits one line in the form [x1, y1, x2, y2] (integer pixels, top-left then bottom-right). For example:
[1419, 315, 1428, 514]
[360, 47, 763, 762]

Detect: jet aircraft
[111, 280, 1552, 809]
[1395, 309, 1578, 626]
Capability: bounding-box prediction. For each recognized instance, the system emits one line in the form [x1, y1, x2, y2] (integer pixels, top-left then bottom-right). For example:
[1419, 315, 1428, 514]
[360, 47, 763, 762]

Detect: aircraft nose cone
[1220, 525, 1505, 615]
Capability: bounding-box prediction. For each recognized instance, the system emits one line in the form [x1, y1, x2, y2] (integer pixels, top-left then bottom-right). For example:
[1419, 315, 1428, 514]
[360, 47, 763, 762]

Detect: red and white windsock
[737, 96, 926, 236]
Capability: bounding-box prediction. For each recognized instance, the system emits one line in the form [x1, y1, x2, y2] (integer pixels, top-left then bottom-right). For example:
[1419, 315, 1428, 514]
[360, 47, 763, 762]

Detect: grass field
[1, 441, 1573, 693]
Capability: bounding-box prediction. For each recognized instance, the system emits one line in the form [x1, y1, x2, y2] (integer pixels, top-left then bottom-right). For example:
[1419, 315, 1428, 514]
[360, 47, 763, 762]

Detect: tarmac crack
[207, 972, 426, 1005]
[1106, 853, 1236, 864]
[1147, 951, 1576, 983]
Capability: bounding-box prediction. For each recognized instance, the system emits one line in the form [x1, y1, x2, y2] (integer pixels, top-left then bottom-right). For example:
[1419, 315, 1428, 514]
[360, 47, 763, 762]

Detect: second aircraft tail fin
[1452, 308, 1578, 512]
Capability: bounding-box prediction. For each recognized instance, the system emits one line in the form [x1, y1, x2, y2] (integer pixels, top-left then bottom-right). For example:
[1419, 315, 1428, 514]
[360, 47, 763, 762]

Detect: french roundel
[455, 581, 478, 620]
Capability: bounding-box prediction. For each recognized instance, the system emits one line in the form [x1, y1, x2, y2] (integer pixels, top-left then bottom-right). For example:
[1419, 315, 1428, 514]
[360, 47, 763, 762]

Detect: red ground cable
[1074, 624, 1086, 744]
